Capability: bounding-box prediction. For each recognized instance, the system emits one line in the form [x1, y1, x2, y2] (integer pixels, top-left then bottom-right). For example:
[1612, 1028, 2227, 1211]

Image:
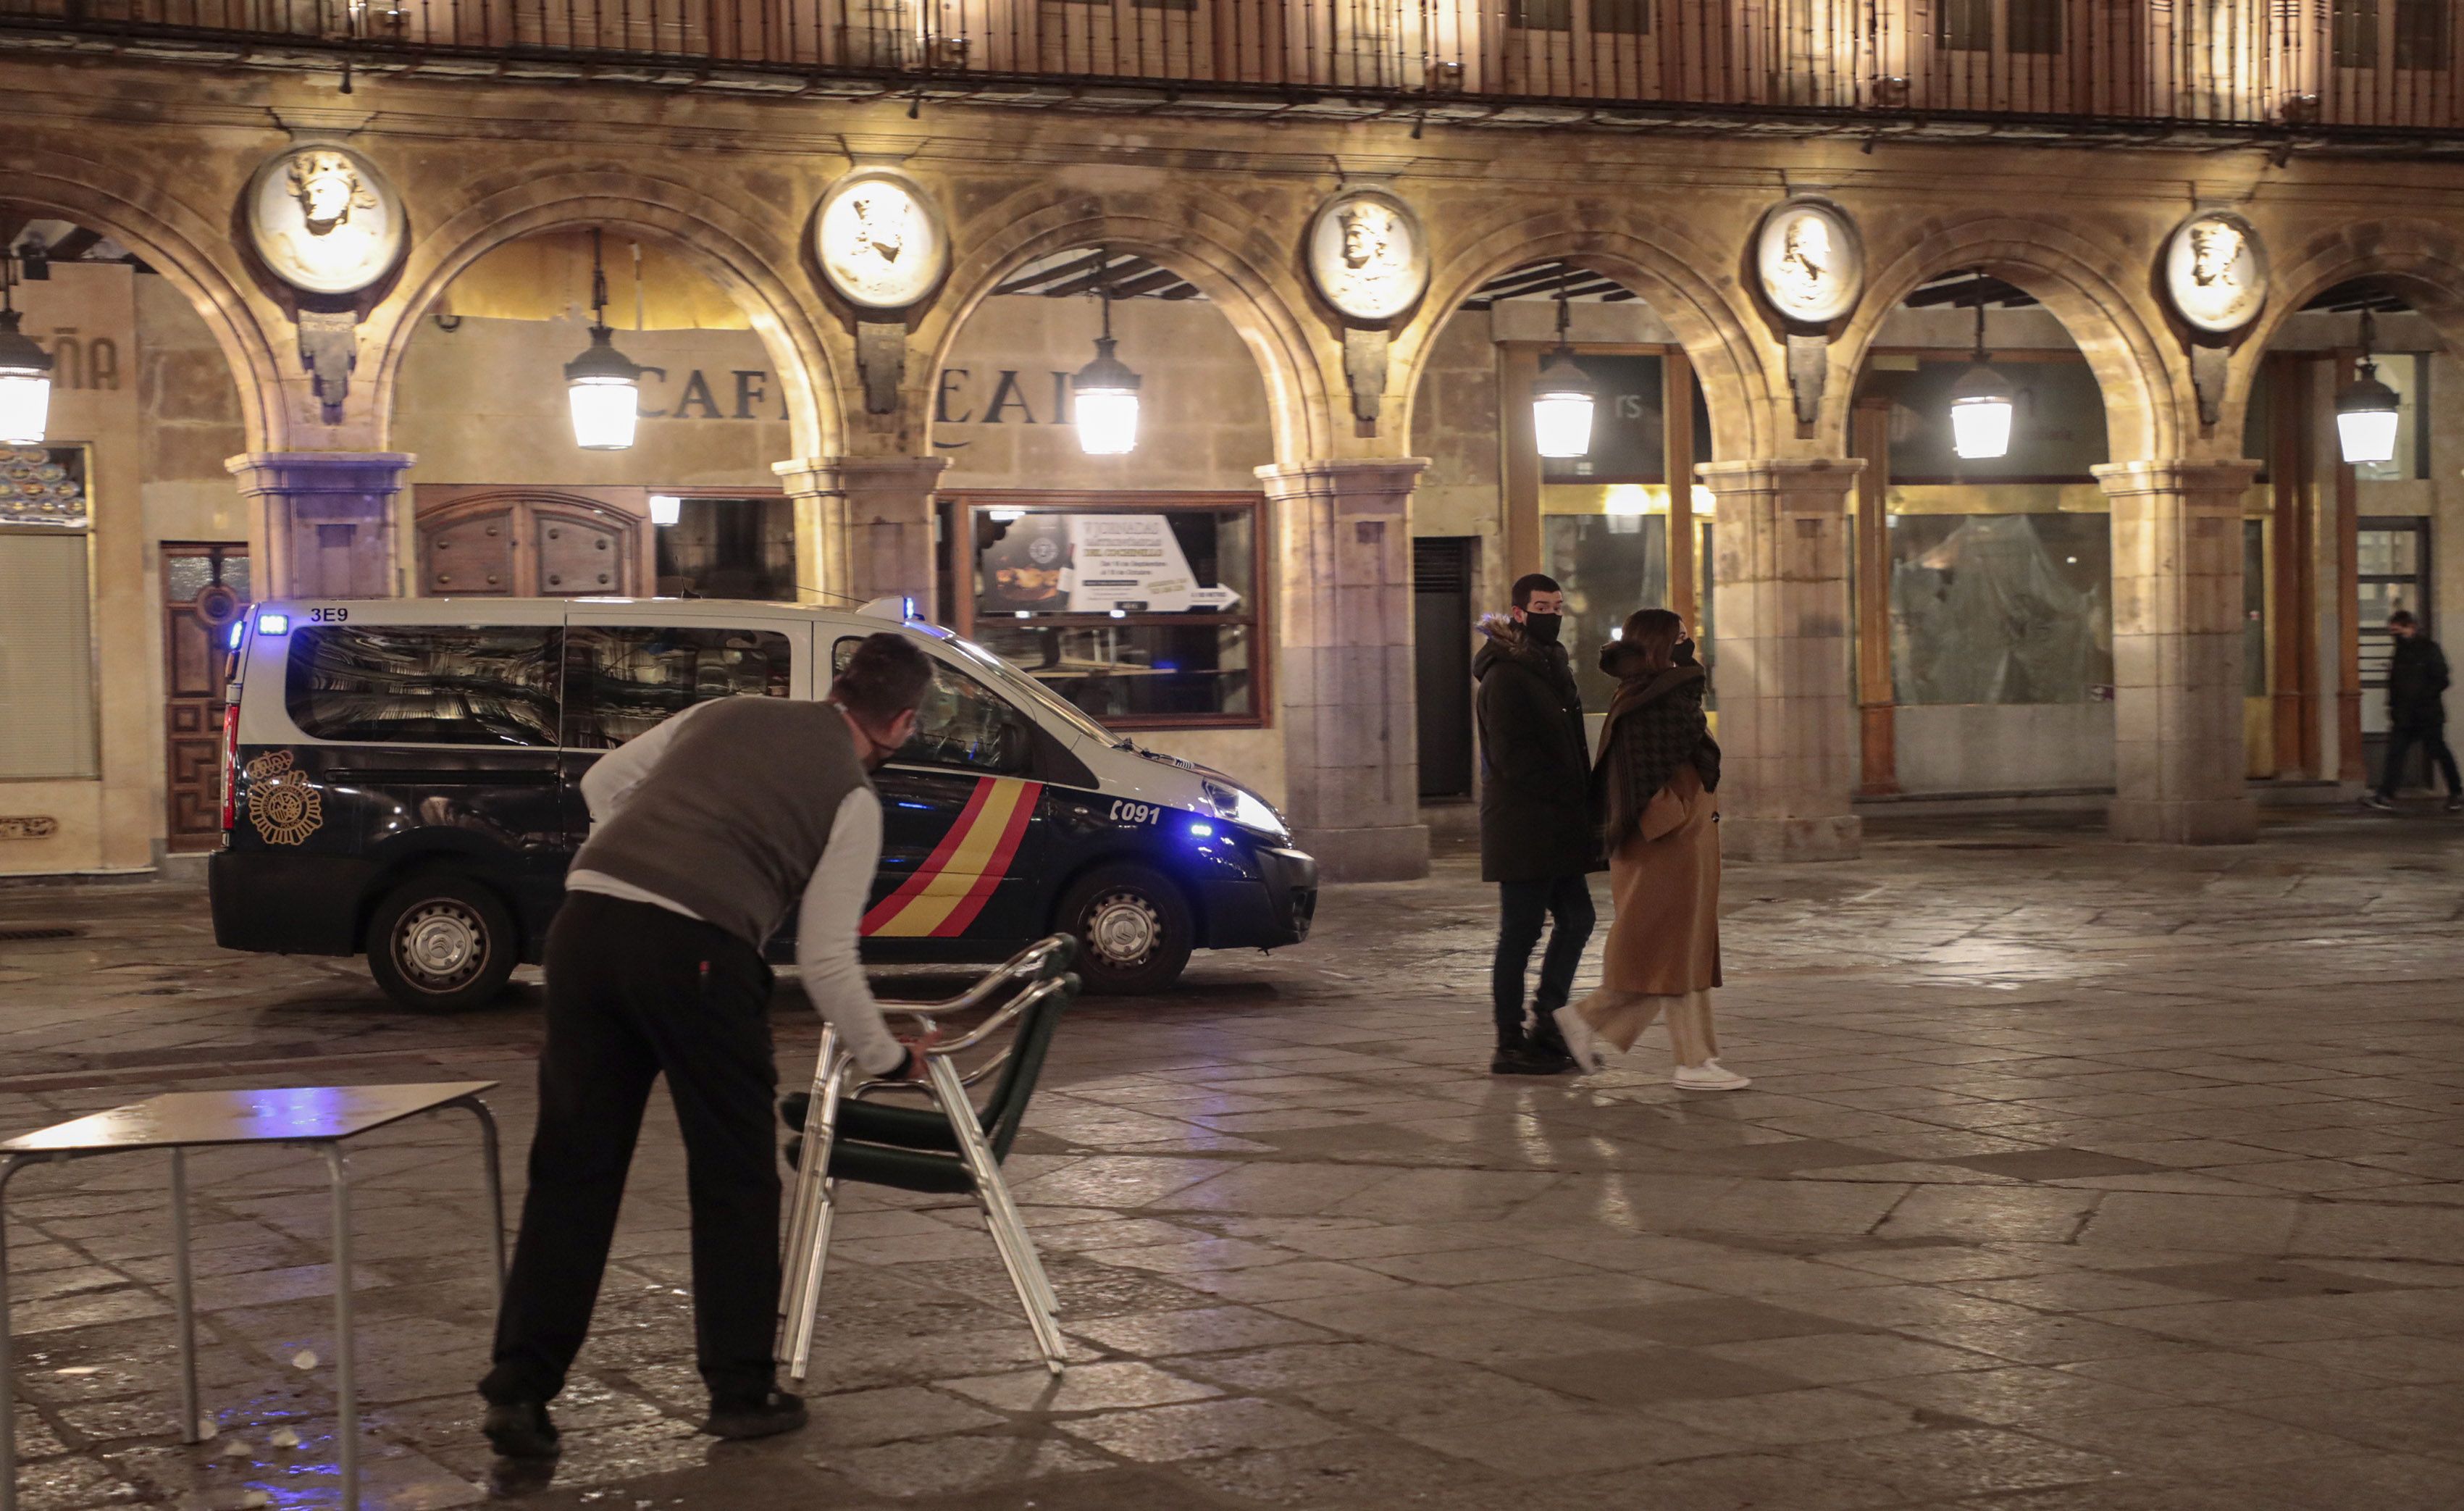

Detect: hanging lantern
[1531, 269, 1596, 459]
[1948, 269, 2013, 461]
[1073, 253, 1141, 456]
[0, 250, 54, 447]
[565, 228, 643, 451]
[2336, 308, 2400, 466]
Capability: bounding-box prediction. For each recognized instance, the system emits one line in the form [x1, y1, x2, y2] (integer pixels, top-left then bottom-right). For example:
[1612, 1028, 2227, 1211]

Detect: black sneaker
[1491, 1042, 1575, 1076]
[2364, 793, 2398, 811]
[704, 1389, 808, 1441]
[482, 1397, 561, 1460]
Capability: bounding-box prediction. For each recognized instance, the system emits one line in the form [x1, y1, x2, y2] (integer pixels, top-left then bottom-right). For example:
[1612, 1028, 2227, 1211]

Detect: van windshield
[944, 633, 1123, 748]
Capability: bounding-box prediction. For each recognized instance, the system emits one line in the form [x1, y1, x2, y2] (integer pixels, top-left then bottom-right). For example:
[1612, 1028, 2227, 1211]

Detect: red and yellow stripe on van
[861, 777, 1044, 939]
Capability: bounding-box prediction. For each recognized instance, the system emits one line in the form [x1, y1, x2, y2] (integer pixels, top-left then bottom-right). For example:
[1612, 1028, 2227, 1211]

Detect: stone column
[776, 455, 950, 619]
[2095, 459, 2261, 845]
[1698, 457, 1864, 862]
[1255, 458, 1429, 882]
[225, 451, 415, 599]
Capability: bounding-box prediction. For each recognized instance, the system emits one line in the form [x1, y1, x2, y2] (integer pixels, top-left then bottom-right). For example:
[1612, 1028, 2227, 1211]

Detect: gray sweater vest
[572, 699, 873, 950]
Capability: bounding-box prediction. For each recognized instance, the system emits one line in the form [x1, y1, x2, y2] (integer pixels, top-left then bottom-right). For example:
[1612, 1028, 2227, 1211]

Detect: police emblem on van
[245, 750, 324, 845]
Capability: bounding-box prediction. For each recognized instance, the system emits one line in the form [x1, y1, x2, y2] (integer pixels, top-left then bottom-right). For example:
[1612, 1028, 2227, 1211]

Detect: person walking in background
[1552, 608, 1746, 1091]
[1474, 573, 1598, 1076]
[2366, 610, 2461, 813]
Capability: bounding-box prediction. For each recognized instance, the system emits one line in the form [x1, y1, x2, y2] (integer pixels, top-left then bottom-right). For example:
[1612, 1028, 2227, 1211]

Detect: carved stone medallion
[2164, 210, 2268, 335]
[245, 145, 407, 296]
[1307, 188, 1428, 324]
[1754, 197, 1864, 326]
[814, 169, 949, 311]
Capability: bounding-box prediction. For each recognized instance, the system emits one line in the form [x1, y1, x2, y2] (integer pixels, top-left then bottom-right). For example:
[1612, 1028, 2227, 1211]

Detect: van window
[563, 625, 795, 748]
[285, 625, 561, 747]
[833, 637, 1028, 774]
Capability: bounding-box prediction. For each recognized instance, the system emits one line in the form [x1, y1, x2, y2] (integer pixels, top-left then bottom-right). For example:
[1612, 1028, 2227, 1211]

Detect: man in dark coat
[2367, 609, 2462, 813]
[1474, 573, 1597, 1075]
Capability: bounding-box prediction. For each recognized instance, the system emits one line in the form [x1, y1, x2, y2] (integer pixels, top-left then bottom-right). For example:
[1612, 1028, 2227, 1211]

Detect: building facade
[3, 0, 2461, 879]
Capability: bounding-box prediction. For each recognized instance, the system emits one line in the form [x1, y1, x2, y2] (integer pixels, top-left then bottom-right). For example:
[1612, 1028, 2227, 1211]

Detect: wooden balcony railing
[6, 0, 2462, 135]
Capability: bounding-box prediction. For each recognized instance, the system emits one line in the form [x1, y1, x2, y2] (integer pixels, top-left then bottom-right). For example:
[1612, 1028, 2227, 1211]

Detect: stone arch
[366, 169, 840, 460]
[1835, 212, 2188, 463]
[1398, 209, 1776, 464]
[2221, 215, 2464, 445]
[916, 193, 1332, 464]
[0, 143, 286, 452]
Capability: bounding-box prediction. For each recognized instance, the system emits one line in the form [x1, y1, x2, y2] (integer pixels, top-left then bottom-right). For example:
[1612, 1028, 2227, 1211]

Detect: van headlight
[1203, 779, 1290, 843]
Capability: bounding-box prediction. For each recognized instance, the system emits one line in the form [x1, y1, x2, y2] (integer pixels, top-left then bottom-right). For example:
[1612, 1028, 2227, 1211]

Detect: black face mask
[1522, 613, 1563, 645]
[1674, 637, 1698, 666]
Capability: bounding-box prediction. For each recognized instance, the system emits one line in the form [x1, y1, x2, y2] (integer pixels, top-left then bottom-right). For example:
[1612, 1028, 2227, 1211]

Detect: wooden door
[416, 490, 646, 598]
[162, 543, 249, 852]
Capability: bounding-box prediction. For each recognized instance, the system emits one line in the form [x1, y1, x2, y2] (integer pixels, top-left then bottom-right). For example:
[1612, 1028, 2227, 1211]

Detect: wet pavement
[5, 807, 2464, 1509]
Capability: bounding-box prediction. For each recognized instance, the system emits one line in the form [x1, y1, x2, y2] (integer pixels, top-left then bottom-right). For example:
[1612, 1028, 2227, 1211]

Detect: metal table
[1, 1082, 505, 1511]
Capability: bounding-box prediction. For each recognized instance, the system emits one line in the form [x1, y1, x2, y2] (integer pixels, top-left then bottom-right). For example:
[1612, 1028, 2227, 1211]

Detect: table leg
[168, 1149, 201, 1444]
[2, 1154, 32, 1511]
[448, 1097, 508, 1302]
[322, 1147, 358, 1510]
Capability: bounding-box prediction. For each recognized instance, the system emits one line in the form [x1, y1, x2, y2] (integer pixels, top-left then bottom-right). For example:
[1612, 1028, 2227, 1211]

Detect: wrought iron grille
[4, 0, 2461, 135]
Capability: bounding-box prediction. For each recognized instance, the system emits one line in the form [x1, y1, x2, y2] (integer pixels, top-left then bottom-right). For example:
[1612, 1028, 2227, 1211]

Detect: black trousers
[482, 892, 781, 1409]
[1492, 874, 1596, 1045]
[2378, 721, 2462, 800]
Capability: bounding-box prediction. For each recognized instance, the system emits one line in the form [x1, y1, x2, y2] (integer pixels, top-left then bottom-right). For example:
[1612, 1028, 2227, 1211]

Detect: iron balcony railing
[6, 0, 2463, 135]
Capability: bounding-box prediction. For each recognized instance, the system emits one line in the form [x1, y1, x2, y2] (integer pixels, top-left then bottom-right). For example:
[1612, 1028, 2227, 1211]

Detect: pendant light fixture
[1948, 269, 2013, 461]
[1073, 250, 1141, 456]
[0, 246, 56, 448]
[2336, 306, 2401, 466]
[1530, 266, 1598, 459]
[565, 228, 644, 451]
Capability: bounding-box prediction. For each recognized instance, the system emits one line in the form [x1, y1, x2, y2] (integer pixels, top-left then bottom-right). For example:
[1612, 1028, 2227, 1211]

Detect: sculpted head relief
[1779, 213, 1832, 300]
[1309, 191, 1426, 322]
[815, 172, 946, 309]
[286, 151, 377, 236]
[2188, 219, 2242, 290]
[248, 145, 403, 294]
[849, 186, 911, 266]
[2166, 212, 2266, 333]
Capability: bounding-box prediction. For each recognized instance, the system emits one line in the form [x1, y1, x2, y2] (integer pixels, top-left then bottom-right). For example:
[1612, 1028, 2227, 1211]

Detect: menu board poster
[973, 508, 1244, 619]
[0, 444, 90, 529]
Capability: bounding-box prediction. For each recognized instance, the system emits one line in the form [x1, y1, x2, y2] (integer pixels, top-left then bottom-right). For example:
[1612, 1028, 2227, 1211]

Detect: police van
[207, 596, 1316, 1008]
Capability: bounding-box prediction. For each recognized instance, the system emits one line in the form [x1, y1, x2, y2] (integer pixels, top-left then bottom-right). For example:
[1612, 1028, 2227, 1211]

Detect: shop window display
[957, 495, 1261, 727]
[1888, 512, 2113, 705]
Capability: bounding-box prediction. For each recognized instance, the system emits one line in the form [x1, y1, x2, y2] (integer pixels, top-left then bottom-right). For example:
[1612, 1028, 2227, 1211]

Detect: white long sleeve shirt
[566, 700, 908, 1076]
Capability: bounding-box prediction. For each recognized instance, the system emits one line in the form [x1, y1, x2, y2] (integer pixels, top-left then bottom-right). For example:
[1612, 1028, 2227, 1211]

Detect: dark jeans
[2379, 722, 2462, 800]
[1492, 874, 1596, 1045]
[482, 892, 781, 1409]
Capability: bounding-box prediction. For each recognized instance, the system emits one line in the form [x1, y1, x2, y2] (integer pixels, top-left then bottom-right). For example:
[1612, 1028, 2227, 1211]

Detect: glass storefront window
[955, 495, 1262, 727]
[1889, 512, 2114, 705]
[1545, 513, 1668, 711]
[653, 495, 795, 600]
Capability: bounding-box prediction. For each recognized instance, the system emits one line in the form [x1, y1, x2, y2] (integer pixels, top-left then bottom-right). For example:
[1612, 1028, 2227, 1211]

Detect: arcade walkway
[3, 810, 2463, 1509]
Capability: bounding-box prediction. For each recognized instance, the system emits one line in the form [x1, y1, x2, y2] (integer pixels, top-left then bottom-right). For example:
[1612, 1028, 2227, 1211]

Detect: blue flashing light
[903, 595, 918, 620]
[257, 612, 290, 635]
[1153, 663, 1178, 672]
[896, 800, 932, 811]
[1188, 821, 1215, 838]
[227, 621, 245, 650]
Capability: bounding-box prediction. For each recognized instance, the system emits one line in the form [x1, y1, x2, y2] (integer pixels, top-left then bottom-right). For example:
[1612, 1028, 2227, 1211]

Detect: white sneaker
[1673, 1060, 1752, 1091]
[1550, 1005, 1606, 1073]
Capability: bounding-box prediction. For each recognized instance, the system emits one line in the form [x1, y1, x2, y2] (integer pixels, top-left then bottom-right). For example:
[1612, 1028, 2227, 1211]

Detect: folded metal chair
[776, 936, 1079, 1381]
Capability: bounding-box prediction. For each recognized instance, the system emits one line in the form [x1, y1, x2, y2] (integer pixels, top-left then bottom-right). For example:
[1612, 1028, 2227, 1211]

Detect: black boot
[1491, 1031, 1575, 1076]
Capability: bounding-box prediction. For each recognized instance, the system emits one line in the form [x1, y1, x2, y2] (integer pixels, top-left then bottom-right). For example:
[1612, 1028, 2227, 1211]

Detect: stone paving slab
[3, 810, 2464, 1507]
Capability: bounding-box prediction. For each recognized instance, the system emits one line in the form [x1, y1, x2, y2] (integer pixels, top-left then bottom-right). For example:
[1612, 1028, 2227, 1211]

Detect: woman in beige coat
[1551, 608, 1747, 1090]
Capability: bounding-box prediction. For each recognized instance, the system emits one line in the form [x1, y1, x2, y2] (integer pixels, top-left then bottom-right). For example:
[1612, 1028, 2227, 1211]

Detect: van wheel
[1057, 864, 1193, 996]
[366, 874, 518, 1011]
